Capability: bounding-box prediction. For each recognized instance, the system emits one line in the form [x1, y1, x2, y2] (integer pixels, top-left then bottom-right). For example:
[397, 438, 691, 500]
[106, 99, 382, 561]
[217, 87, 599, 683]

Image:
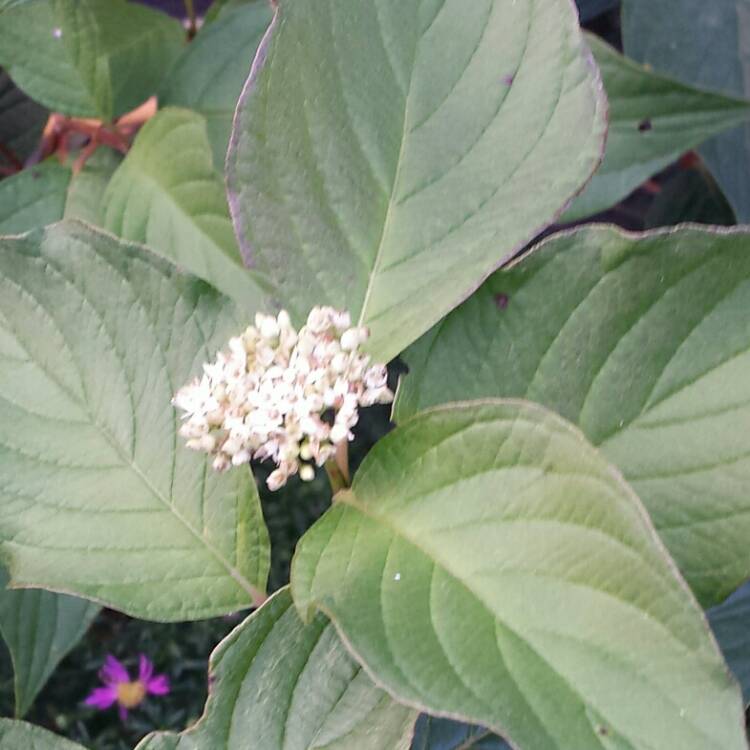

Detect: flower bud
[259, 316, 280, 340]
[267, 467, 288, 491]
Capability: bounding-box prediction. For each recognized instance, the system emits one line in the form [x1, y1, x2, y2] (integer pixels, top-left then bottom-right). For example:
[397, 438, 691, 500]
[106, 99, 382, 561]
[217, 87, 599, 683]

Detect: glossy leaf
[136, 588, 416, 750]
[396, 225, 750, 607]
[0, 70, 47, 165]
[0, 222, 270, 621]
[563, 35, 750, 221]
[0, 0, 183, 119]
[0, 719, 87, 750]
[160, 3, 272, 167]
[103, 108, 267, 310]
[411, 716, 509, 750]
[293, 401, 745, 750]
[708, 581, 750, 706]
[227, 0, 607, 362]
[0, 568, 98, 717]
[622, 0, 750, 221]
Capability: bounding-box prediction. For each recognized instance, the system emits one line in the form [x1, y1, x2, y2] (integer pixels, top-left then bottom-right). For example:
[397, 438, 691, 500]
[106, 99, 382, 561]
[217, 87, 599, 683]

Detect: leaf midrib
[314, 501, 600, 750]
[355, 4, 417, 329]
[326, 493, 717, 749]
[1, 262, 259, 604]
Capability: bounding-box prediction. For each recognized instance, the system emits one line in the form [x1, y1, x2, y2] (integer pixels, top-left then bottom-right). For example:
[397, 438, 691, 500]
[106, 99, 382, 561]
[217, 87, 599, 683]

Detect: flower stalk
[325, 442, 351, 494]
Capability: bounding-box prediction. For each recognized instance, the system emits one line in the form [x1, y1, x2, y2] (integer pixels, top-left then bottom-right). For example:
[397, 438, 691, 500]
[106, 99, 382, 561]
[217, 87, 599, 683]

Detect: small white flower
[329, 423, 349, 444]
[258, 315, 280, 341]
[172, 307, 393, 490]
[212, 454, 231, 472]
[339, 328, 360, 351]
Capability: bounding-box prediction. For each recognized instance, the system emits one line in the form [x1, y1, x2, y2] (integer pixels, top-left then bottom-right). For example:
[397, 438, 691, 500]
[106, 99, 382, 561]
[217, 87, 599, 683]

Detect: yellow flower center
[116, 680, 147, 709]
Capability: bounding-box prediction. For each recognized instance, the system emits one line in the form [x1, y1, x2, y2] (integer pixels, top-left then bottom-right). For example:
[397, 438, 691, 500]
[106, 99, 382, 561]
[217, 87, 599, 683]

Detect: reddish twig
[35, 97, 157, 174]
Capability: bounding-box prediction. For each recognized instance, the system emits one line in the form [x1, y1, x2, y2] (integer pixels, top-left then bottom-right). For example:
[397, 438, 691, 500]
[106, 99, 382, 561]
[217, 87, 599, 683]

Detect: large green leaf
[622, 0, 750, 221]
[0, 0, 183, 120]
[0, 221, 270, 621]
[708, 581, 750, 706]
[136, 588, 416, 750]
[203, 0, 259, 23]
[160, 3, 272, 168]
[563, 35, 750, 221]
[227, 0, 606, 362]
[0, 568, 98, 717]
[0, 151, 120, 235]
[411, 716, 508, 749]
[0, 162, 70, 234]
[395, 225, 750, 607]
[0, 70, 47, 165]
[103, 108, 267, 310]
[0, 719, 87, 750]
[63, 149, 121, 226]
[293, 401, 746, 750]
[0, 1, 34, 10]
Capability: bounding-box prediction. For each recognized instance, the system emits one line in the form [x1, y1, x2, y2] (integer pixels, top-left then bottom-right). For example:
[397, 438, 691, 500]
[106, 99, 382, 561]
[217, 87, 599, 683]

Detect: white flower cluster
[172, 307, 393, 490]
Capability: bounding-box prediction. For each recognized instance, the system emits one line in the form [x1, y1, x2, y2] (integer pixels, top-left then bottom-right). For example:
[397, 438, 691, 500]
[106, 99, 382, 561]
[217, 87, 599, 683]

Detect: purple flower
[84, 654, 169, 721]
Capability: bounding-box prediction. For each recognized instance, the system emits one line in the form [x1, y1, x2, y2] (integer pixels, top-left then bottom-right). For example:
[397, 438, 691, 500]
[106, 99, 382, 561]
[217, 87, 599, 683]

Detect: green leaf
[0, 0, 184, 120]
[0, 568, 98, 717]
[0, 162, 70, 234]
[160, 3, 272, 168]
[0, 719, 87, 750]
[563, 34, 750, 221]
[395, 225, 750, 607]
[0, 221, 270, 621]
[0, 1, 33, 11]
[227, 0, 607, 362]
[708, 582, 750, 706]
[203, 0, 260, 24]
[0, 69, 47, 165]
[293, 400, 746, 750]
[103, 108, 267, 310]
[0, 151, 121, 235]
[645, 168, 735, 229]
[63, 149, 122, 226]
[622, 0, 750, 222]
[135, 588, 416, 750]
[411, 716, 509, 749]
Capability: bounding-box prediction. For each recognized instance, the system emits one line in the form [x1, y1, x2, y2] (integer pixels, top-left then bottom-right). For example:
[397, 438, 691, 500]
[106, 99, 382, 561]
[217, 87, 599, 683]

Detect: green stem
[183, 0, 197, 39]
[325, 441, 351, 495]
[325, 460, 349, 494]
